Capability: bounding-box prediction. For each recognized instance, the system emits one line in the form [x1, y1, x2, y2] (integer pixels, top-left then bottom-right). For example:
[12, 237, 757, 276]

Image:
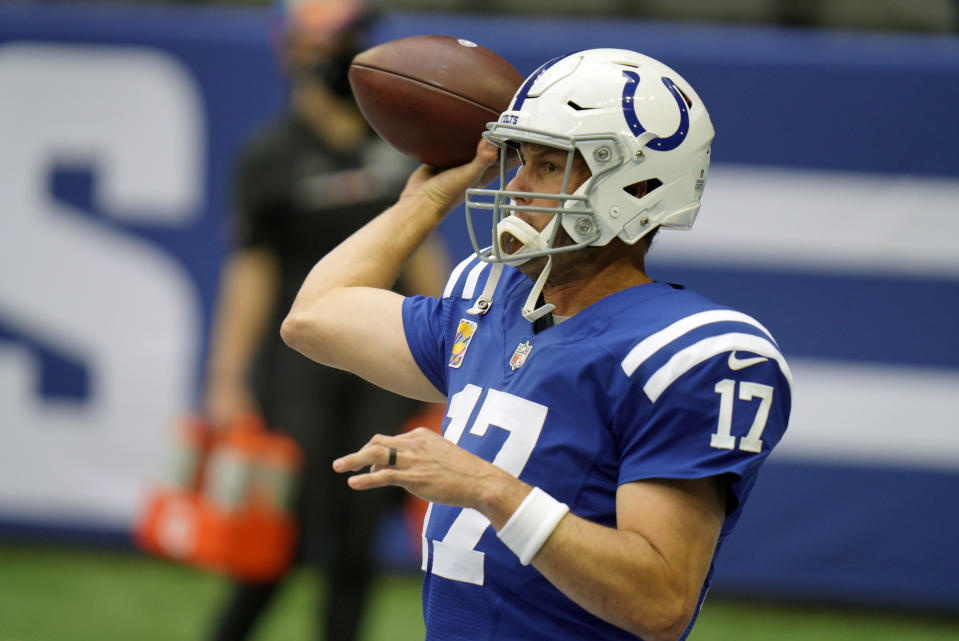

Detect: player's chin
[515, 256, 548, 280]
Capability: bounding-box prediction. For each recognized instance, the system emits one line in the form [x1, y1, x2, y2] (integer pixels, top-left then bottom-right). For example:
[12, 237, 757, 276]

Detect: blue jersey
[401, 255, 793, 641]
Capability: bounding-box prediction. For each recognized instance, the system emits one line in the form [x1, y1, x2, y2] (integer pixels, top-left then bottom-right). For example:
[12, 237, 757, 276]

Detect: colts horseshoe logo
[621, 70, 690, 151]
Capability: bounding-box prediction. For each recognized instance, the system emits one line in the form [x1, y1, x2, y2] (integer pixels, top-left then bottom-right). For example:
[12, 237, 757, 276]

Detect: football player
[282, 49, 792, 641]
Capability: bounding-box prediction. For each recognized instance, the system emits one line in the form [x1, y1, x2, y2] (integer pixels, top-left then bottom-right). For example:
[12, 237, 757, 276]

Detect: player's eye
[542, 161, 561, 176]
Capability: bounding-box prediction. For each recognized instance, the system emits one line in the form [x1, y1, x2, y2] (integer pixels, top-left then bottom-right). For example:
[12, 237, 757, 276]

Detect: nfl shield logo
[509, 341, 533, 370]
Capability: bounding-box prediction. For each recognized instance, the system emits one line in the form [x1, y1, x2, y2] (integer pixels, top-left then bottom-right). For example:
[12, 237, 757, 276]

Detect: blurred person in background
[202, 1, 449, 639]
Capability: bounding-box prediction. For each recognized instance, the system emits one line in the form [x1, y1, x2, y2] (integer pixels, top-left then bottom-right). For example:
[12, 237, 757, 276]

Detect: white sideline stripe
[442, 255, 477, 299]
[643, 332, 793, 402]
[462, 260, 490, 300]
[621, 310, 776, 377]
[773, 358, 959, 471]
[650, 165, 959, 277]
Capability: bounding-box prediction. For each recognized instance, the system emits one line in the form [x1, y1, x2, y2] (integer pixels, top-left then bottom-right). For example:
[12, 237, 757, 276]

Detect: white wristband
[496, 487, 569, 565]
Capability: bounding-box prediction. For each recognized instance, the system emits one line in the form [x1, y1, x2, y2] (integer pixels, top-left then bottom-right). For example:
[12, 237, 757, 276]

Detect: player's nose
[505, 166, 530, 195]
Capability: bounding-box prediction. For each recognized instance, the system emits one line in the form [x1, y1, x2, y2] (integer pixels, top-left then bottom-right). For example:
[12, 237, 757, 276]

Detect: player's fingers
[369, 446, 398, 472]
[332, 439, 395, 473]
[470, 140, 502, 187]
[346, 468, 402, 491]
[475, 138, 498, 162]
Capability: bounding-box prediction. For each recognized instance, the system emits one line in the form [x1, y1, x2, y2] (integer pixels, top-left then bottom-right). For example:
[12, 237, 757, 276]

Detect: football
[349, 35, 523, 168]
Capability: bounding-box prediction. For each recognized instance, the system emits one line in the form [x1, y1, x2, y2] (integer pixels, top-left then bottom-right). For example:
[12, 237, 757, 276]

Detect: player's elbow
[622, 588, 697, 641]
[280, 310, 308, 351]
[640, 606, 694, 641]
[280, 307, 332, 363]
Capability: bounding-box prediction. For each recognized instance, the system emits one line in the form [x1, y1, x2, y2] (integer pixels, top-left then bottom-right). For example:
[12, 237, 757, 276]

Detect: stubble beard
[514, 226, 607, 288]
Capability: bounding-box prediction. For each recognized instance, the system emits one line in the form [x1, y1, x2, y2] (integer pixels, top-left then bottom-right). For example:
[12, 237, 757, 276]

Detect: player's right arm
[280, 141, 498, 402]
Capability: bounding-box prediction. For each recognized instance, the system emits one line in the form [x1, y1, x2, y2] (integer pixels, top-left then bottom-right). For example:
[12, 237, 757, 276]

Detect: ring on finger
[388, 447, 397, 467]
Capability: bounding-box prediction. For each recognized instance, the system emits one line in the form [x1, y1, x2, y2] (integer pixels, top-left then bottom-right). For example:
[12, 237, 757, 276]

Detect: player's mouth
[499, 229, 523, 256]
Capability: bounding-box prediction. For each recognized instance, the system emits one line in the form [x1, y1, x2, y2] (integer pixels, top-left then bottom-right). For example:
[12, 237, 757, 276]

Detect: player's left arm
[333, 428, 723, 641]
[522, 476, 725, 641]
[502, 351, 787, 641]
[529, 343, 789, 640]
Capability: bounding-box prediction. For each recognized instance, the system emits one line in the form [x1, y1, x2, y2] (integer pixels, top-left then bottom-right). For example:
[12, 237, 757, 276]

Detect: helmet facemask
[466, 130, 606, 265]
[466, 130, 611, 321]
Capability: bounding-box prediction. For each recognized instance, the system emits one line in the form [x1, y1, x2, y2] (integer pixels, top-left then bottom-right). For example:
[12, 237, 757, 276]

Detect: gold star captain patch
[449, 318, 478, 368]
[509, 341, 533, 370]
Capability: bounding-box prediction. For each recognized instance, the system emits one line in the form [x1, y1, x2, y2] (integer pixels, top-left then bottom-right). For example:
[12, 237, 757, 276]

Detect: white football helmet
[464, 48, 714, 321]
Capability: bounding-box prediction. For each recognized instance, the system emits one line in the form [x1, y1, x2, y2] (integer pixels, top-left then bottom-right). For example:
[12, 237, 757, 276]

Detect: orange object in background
[136, 414, 303, 582]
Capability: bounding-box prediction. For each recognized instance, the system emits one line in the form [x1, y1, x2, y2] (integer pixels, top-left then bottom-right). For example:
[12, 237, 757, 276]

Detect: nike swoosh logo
[728, 352, 769, 370]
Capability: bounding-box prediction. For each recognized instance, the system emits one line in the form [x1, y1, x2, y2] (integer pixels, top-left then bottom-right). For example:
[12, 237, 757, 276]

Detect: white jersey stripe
[621, 309, 776, 377]
[421, 501, 434, 572]
[462, 260, 490, 300]
[643, 332, 794, 402]
[443, 255, 478, 299]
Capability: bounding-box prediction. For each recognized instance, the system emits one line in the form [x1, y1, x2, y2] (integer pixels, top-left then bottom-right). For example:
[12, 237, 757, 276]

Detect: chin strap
[466, 257, 555, 323]
[467, 262, 504, 316]
[521, 256, 555, 322]
[469, 215, 558, 322]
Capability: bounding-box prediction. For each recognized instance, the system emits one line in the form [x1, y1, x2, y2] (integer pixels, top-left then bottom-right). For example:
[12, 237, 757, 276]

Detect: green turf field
[1, 542, 957, 641]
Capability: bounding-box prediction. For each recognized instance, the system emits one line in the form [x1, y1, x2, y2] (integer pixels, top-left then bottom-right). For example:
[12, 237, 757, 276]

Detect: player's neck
[543, 256, 652, 318]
